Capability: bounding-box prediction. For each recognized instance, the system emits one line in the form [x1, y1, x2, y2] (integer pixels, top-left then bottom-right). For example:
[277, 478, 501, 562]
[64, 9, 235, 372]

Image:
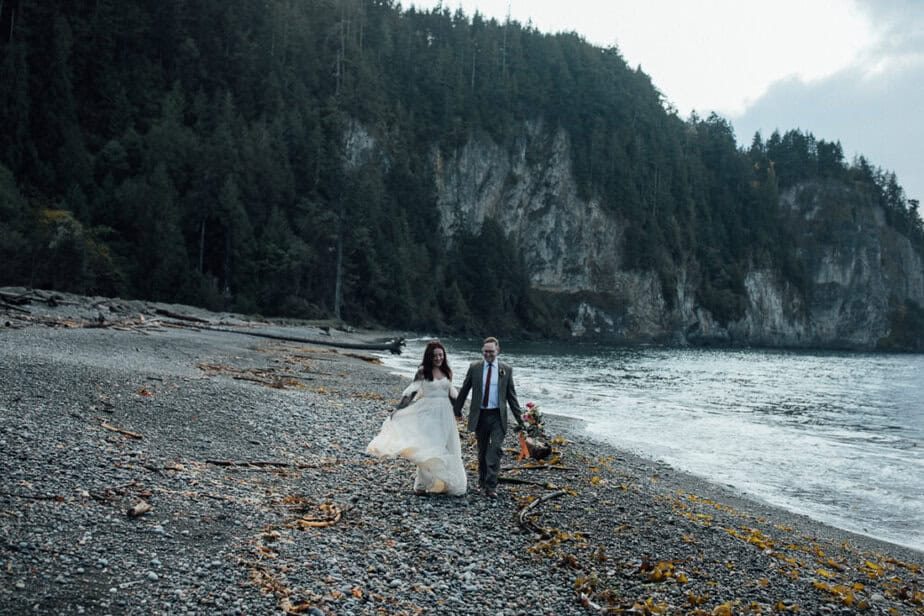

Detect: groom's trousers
[475, 408, 504, 491]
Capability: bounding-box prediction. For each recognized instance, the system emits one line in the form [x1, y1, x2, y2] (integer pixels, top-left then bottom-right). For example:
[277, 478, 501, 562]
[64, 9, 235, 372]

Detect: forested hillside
[1, 0, 921, 343]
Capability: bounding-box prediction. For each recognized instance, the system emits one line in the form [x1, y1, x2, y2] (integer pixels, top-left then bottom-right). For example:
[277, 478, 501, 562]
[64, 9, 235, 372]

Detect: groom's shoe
[484, 489, 497, 499]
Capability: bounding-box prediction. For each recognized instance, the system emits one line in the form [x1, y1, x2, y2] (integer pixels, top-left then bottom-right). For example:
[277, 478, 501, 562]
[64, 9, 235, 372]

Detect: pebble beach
[1, 290, 922, 615]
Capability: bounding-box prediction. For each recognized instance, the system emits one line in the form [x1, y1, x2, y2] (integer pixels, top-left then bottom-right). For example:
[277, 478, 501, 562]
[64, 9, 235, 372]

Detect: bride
[366, 340, 467, 496]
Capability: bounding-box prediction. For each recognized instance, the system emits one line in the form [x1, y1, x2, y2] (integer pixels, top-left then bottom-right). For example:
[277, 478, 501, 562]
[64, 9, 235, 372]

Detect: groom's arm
[505, 365, 526, 430]
[453, 366, 473, 418]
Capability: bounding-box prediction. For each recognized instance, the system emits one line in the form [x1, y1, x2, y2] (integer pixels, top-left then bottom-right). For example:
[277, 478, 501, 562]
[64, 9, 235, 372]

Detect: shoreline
[378, 334, 923, 560]
[545, 412, 924, 562]
[2, 299, 922, 614]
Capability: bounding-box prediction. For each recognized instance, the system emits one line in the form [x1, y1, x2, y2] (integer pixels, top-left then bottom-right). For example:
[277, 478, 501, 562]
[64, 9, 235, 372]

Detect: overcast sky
[409, 0, 923, 203]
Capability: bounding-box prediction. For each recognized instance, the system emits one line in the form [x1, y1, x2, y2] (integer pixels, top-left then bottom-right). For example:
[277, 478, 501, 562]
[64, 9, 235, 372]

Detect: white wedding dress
[366, 377, 467, 495]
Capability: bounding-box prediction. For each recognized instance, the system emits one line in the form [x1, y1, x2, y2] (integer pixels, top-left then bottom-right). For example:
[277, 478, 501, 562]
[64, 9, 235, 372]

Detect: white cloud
[732, 0, 924, 201]
[414, 1, 875, 116]
[732, 60, 923, 203]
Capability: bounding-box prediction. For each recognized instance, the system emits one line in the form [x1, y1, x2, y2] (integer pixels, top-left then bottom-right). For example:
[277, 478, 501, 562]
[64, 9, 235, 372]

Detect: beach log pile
[1, 287, 406, 354]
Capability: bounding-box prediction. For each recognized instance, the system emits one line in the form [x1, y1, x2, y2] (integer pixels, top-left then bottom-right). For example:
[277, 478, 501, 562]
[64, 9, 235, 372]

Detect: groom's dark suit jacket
[454, 359, 524, 433]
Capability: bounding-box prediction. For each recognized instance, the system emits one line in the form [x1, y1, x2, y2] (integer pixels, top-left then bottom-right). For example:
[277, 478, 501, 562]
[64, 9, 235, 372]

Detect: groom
[454, 337, 526, 498]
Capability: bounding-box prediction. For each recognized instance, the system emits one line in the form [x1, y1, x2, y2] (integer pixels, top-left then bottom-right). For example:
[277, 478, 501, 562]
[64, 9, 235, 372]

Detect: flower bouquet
[521, 401, 544, 436]
[518, 401, 551, 460]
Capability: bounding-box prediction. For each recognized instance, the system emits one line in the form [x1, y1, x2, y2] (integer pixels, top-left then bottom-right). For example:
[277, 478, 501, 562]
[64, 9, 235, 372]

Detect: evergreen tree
[0, 0, 918, 340]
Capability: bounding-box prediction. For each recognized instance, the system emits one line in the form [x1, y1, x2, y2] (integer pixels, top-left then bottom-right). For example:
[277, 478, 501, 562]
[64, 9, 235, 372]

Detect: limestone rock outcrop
[427, 125, 924, 350]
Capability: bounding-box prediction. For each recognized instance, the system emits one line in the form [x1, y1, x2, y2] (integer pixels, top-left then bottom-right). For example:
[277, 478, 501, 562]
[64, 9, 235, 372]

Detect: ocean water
[376, 338, 924, 552]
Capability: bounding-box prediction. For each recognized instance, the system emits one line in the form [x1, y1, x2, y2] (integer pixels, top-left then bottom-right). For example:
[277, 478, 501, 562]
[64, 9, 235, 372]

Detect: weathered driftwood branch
[206, 459, 294, 468]
[1, 290, 80, 306]
[517, 489, 567, 537]
[499, 476, 557, 488]
[126, 501, 153, 517]
[0, 291, 31, 305]
[0, 491, 65, 501]
[154, 308, 211, 323]
[203, 459, 351, 471]
[9, 313, 158, 332]
[342, 352, 383, 364]
[292, 501, 344, 528]
[0, 299, 30, 314]
[4, 295, 405, 354]
[162, 320, 405, 354]
[142, 463, 181, 473]
[230, 374, 295, 388]
[207, 326, 406, 354]
[501, 464, 575, 472]
[197, 363, 312, 389]
[99, 421, 143, 439]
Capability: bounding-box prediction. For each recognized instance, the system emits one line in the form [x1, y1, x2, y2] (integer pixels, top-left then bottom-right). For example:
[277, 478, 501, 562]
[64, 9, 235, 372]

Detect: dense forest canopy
[0, 0, 921, 335]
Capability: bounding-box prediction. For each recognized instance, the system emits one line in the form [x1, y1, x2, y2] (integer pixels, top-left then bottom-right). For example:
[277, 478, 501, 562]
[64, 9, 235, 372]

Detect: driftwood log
[292, 501, 344, 528]
[499, 476, 558, 489]
[206, 459, 295, 468]
[0, 299, 30, 314]
[501, 463, 575, 472]
[0, 291, 31, 305]
[0, 290, 78, 306]
[154, 308, 211, 323]
[1, 293, 406, 354]
[126, 501, 153, 517]
[200, 325, 406, 354]
[517, 489, 568, 537]
[203, 459, 347, 470]
[99, 420, 143, 439]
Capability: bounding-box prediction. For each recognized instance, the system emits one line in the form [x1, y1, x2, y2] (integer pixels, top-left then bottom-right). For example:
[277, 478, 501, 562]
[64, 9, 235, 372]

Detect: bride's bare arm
[396, 366, 426, 409]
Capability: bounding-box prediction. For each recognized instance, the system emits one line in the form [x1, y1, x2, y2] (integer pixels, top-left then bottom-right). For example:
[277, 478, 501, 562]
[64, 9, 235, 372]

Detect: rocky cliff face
[776, 182, 924, 349]
[427, 126, 924, 350]
[434, 121, 623, 293]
